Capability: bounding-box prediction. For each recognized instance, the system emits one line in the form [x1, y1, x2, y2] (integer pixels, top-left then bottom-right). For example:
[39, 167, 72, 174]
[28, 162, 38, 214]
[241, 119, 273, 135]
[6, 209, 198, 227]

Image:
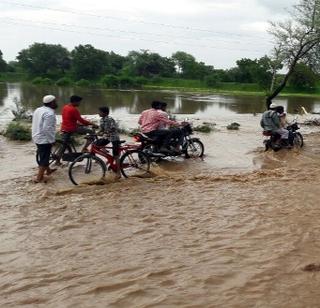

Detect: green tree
[107, 51, 126, 75]
[0, 50, 7, 72]
[125, 50, 175, 77]
[267, 0, 320, 107]
[171, 51, 213, 79]
[289, 63, 318, 89]
[71, 44, 109, 80]
[17, 43, 70, 77]
[228, 57, 273, 89]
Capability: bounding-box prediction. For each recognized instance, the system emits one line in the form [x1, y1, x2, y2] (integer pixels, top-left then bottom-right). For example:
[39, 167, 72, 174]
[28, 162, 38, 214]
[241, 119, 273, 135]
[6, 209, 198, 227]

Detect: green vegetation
[193, 122, 217, 133]
[75, 79, 91, 87]
[118, 127, 140, 136]
[4, 122, 31, 141]
[227, 123, 241, 130]
[1, 40, 320, 97]
[56, 77, 73, 86]
[32, 77, 53, 85]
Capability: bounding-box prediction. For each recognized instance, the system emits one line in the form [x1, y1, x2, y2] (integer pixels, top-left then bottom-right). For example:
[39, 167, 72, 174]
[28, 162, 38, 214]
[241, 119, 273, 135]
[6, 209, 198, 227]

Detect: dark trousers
[36, 143, 52, 167]
[146, 129, 171, 148]
[168, 128, 184, 146]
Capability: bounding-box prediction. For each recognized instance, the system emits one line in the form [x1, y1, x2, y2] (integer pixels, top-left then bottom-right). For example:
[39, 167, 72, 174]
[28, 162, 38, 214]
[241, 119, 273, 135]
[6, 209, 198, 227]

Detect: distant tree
[171, 51, 214, 79]
[6, 61, 21, 73]
[253, 56, 274, 90]
[266, 0, 320, 107]
[125, 50, 175, 77]
[0, 50, 7, 72]
[289, 63, 318, 89]
[234, 58, 256, 83]
[107, 51, 126, 75]
[17, 43, 70, 77]
[172, 51, 196, 77]
[71, 44, 109, 80]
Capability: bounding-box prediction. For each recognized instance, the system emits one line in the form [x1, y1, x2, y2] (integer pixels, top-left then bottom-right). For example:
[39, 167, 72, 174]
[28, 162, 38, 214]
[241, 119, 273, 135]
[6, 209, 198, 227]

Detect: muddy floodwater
[2, 83, 320, 307]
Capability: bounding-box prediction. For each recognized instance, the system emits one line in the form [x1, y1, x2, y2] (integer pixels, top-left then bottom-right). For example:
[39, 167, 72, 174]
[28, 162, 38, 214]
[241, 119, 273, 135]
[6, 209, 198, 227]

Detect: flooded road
[2, 110, 320, 307]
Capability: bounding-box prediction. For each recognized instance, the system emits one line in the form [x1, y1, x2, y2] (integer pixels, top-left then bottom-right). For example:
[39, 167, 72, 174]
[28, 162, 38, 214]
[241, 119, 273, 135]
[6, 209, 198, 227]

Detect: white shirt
[32, 106, 56, 144]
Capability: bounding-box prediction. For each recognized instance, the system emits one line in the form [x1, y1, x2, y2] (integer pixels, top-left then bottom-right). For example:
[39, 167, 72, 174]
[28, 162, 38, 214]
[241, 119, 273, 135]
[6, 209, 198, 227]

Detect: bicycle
[36, 126, 97, 166]
[68, 139, 151, 185]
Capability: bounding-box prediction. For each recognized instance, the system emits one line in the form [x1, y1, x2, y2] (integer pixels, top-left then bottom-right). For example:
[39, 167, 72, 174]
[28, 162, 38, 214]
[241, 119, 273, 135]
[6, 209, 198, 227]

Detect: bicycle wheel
[36, 140, 72, 165]
[68, 154, 106, 185]
[186, 138, 204, 158]
[293, 132, 304, 148]
[120, 150, 151, 178]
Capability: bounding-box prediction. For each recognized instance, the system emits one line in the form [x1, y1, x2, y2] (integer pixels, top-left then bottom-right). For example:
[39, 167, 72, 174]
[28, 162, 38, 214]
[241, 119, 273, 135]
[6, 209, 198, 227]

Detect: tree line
[0, 43, 318, 91]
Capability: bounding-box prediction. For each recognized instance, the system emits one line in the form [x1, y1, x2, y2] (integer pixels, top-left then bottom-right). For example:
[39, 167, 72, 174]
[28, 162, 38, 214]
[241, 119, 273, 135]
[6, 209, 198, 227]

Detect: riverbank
[2, 76, 320, 99]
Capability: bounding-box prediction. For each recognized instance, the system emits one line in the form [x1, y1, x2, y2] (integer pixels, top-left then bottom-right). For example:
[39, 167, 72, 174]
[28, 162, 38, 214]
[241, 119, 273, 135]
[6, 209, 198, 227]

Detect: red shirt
[138, 108, 178, 133]
[61, 103, 91, 132]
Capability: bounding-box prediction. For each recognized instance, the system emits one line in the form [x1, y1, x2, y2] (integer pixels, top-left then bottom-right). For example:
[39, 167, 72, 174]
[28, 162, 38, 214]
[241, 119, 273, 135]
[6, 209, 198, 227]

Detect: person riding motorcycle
[260, 102, 290, 146]
[157, 101, 184, 151]
[138, 101, 181, 153]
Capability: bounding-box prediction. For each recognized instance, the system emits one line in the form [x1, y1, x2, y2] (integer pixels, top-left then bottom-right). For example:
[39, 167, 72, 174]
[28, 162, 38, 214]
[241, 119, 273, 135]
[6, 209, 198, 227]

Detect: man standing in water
[32, 95, 58, 183]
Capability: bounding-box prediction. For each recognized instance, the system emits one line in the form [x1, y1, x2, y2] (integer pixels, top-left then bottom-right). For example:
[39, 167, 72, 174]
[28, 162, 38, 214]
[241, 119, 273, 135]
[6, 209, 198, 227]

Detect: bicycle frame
[90, 142, 141, 172]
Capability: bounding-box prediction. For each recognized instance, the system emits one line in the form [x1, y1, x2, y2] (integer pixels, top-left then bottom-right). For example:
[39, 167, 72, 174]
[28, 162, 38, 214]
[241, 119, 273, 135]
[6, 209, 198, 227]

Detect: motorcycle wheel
[185, 139, 204, 158]
[293, 132, 304, 148]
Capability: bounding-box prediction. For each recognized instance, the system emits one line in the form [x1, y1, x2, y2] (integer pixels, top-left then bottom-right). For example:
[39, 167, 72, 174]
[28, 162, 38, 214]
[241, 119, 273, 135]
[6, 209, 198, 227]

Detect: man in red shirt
[61, 95, 97, 152]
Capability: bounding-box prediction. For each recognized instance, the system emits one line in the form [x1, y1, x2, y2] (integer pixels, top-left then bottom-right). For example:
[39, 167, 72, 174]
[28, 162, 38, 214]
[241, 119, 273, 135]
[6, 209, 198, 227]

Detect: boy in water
[98, 106, 121, 178]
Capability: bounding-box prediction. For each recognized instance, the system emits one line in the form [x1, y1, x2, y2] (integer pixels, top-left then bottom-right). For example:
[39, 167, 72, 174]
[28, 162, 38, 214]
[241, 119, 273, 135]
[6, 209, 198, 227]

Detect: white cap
[269, 102, 278, 109]
[43, 95, 56, 104]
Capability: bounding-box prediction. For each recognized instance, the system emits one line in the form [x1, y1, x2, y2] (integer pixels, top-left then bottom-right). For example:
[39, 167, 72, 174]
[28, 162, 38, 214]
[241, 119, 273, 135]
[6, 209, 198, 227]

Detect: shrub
[101, 75, 119, 88]
[193, 125, 213, 133]
[118, 76, 136, 89]
[150, 76, 163, 84]
[11, 98, 32, 121]
[75, 79, 91, 87]
[204, 74, 219, 87]
[32, 77, 53, 85]
[4, 122, 31, 141]
[55, 77, 73, 86]
[134, 76, 147, 87]
[118, 127, 140, 136]
[227, 122, 240, 130]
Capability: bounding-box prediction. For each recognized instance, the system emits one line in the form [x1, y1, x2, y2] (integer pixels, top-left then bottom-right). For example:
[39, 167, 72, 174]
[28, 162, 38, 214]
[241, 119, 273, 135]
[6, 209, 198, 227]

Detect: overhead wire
[0, 16, 273, 46]
[0, 0, 269, 40]
[0, 18, 269, 54]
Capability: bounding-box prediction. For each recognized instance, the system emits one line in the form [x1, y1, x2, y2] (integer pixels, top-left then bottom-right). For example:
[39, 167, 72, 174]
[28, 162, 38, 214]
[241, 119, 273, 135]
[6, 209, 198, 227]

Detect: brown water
[3, 83, 320, 307]
[2, 120, 320, 307]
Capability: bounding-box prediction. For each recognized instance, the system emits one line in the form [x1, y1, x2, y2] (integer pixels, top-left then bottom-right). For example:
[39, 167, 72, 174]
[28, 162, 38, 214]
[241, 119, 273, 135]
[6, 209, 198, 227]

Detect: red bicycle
[68, 139, 151, 185]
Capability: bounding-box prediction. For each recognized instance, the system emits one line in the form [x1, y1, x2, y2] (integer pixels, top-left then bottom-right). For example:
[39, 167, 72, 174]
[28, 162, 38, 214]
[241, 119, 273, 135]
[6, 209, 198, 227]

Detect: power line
[2, 16, 273, 46]
[0, 18, 269, 54]
[1, 0, 269, 40]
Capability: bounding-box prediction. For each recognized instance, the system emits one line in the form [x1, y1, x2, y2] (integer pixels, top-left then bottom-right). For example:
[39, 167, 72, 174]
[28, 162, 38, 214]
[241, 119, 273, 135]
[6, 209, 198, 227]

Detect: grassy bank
[2, 74, 320, 98]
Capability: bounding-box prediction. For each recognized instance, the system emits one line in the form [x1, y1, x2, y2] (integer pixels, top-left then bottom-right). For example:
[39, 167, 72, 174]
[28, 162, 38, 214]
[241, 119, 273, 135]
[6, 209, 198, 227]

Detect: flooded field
[2, 83, 320, 307]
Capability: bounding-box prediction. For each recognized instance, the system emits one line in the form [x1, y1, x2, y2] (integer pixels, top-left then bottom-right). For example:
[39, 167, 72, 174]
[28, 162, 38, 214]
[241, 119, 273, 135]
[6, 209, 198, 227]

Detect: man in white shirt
[32, 95, 58, 183]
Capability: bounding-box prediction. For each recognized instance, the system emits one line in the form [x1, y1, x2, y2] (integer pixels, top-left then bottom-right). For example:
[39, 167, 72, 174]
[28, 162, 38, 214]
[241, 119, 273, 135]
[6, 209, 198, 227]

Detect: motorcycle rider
[260, 102, 290, 146]
[158, 101, 184, 151]
[138, 101, 181, 152]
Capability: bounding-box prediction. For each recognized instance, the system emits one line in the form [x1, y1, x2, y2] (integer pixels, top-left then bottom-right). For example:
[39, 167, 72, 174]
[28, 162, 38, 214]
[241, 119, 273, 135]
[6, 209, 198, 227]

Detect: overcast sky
[0, 0, 297, 68]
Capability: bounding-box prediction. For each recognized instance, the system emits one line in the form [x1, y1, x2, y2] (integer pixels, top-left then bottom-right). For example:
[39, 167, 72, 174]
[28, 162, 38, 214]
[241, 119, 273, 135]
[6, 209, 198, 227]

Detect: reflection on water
[1, 82, 320, 120]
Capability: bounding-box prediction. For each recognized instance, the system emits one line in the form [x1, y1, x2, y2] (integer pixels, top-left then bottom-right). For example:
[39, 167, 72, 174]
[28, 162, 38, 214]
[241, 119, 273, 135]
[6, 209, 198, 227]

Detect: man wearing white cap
[31, 95, 58, 182]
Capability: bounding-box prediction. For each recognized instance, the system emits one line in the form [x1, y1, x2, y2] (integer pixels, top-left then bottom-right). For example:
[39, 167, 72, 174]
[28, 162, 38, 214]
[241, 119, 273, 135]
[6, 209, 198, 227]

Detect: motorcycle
[263, 120, 304, 151]
[133, 122, 204, 161]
